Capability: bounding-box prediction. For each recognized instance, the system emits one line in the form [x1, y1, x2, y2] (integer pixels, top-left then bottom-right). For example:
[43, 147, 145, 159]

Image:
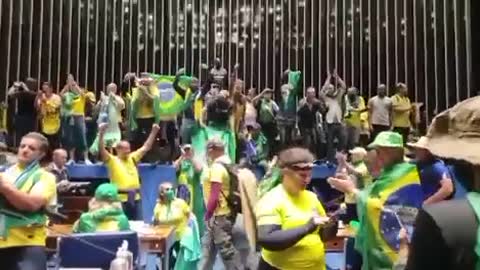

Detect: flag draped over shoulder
[355, 162, 423, 270]
[191, 123, 236, 165]
[128, 73, 195, 130]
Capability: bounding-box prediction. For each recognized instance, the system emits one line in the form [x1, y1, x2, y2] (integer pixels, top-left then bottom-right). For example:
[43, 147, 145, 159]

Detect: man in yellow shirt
[36, 82, 61, 149]
[198, 137, 241, 270]
[391, 83, 412, 144]
[60, 74, 93, 164]
[97, 122, 159, 220]
[0, 132, 57, 270]
[344, 87, 367, 150]
[130, 77, 159, 152]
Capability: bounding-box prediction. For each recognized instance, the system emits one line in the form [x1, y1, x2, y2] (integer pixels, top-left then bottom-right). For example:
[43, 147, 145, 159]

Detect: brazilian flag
[129, 74, 195, 130]
[355, 162, 423, 270]
[191, 123, 236, 166]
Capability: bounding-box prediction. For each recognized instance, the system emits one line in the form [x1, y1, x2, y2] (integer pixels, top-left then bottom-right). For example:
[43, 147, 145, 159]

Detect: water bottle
[110, 240, 133, 270]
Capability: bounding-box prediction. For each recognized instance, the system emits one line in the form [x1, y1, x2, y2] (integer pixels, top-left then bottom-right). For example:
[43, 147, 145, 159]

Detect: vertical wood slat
[184, 0, 188, 70]
[250, 0, 254, 87]
[94, 0, 99, 93]
[16, 0, 23, 81]
[266, 0, 269, 89]
[368, 0, 372, 96]
[318, 0, 322, 89]
[36, 0, 44, 88]
[84, 0, 90, 89]
[48, 0, 54, 82]
[67, 0, 73, 74]
[120, 0, 124, 82]
[423, 0, 430, 126]
[376, 0, 380, 86]
[5, 0, 13, 98]
[56, 0, 64, 91]
[166, 0, 170, 73]
[256, 1, 263, 89]
[326, 0, 330, 71]
[27, 0, 33, 77]
[145, 0, 150, 72]
[111, 0, 116, 81]
[403, 0, 408, 91]
[200, 0, 204, 83]
[433, 0, 439, 113]
[385, 0, 390, 90]
[153, 0, 157, 73]
[137, 0, 141, 74]
[349, 0, 353, 86]
[453, 0, 460, 103]
[413, 0, 419, 106]
[334, 0, 338, 73]
[280, 0, 284, 86]
[465, 0, 472, 97]
[77, 0, 82, 81]
[103, 0, 108, 87]
[443, 0, 450, 108]
[394, 0, 398, 83]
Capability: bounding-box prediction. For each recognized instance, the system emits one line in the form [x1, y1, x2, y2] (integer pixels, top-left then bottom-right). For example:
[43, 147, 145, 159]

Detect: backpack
[215, 162, 242, 216]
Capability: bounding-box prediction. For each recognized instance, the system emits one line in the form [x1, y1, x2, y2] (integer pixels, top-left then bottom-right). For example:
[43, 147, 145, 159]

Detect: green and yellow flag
[129, 74, 195, 130]
[355, 162, 423, 270]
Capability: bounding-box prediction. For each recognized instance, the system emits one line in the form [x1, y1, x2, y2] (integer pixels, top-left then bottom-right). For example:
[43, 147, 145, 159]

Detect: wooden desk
[323, 226, 356, 252]
[47, 224, 176, 270]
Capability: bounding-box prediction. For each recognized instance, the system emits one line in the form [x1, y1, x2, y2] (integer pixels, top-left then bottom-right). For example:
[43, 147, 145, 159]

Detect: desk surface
[47, 223, 176, 254]
[48, 224, 175, 239]
[337, 226, 356, 238]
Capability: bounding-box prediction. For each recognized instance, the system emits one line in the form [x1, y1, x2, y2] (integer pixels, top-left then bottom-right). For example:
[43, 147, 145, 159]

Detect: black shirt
[297, 101, 321, 129]
[406, 199, 478, 270]
[10, 93, 36, 116]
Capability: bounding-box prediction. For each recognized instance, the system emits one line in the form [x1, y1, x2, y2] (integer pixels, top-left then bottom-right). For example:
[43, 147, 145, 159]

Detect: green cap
[94, 183, 119, 202]
[368, 131, 404, 149]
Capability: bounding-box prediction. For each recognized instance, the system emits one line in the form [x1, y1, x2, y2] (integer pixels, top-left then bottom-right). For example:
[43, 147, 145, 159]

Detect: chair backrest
[58, 230, 139, 269]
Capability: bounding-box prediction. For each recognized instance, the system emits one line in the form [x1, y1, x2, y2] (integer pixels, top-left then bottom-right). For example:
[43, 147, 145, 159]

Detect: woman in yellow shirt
[153, 182, 201, 270]
[256, 147, 337, 270]
[36, 82, 61, 149]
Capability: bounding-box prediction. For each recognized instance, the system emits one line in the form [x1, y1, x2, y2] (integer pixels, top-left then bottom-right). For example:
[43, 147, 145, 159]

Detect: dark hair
[277, 147, 315, 168]
[42, 82, 51, 88]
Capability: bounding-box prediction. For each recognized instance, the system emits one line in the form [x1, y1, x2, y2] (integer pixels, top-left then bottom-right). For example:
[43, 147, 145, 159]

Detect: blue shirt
[415, 159, 451, 201]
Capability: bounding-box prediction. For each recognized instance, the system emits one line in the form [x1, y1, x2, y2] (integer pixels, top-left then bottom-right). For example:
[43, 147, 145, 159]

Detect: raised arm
[173, 68, 187, 99]
[97, 123, 111, 162]
[135, 123, 161, 158]
[334, 72, 347, 97]
[251, 90, 265, 105]
[319, 72, 333, 97]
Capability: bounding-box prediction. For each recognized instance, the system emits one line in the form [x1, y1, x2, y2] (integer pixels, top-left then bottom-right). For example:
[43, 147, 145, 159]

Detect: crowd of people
[0, 57, 477, 270]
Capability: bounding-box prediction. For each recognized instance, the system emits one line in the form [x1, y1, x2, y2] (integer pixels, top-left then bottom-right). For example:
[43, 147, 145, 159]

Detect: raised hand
[152, 123, 160, 133]
[98, 123, 108, 134]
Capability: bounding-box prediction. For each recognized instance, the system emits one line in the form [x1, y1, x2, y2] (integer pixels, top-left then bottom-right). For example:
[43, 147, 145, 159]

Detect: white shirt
[369, 95, 392, 126]
[324, 96, 343, 124]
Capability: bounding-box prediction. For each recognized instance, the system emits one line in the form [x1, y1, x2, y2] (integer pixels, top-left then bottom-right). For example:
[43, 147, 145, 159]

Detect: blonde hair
[88, 198, 122, 211]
